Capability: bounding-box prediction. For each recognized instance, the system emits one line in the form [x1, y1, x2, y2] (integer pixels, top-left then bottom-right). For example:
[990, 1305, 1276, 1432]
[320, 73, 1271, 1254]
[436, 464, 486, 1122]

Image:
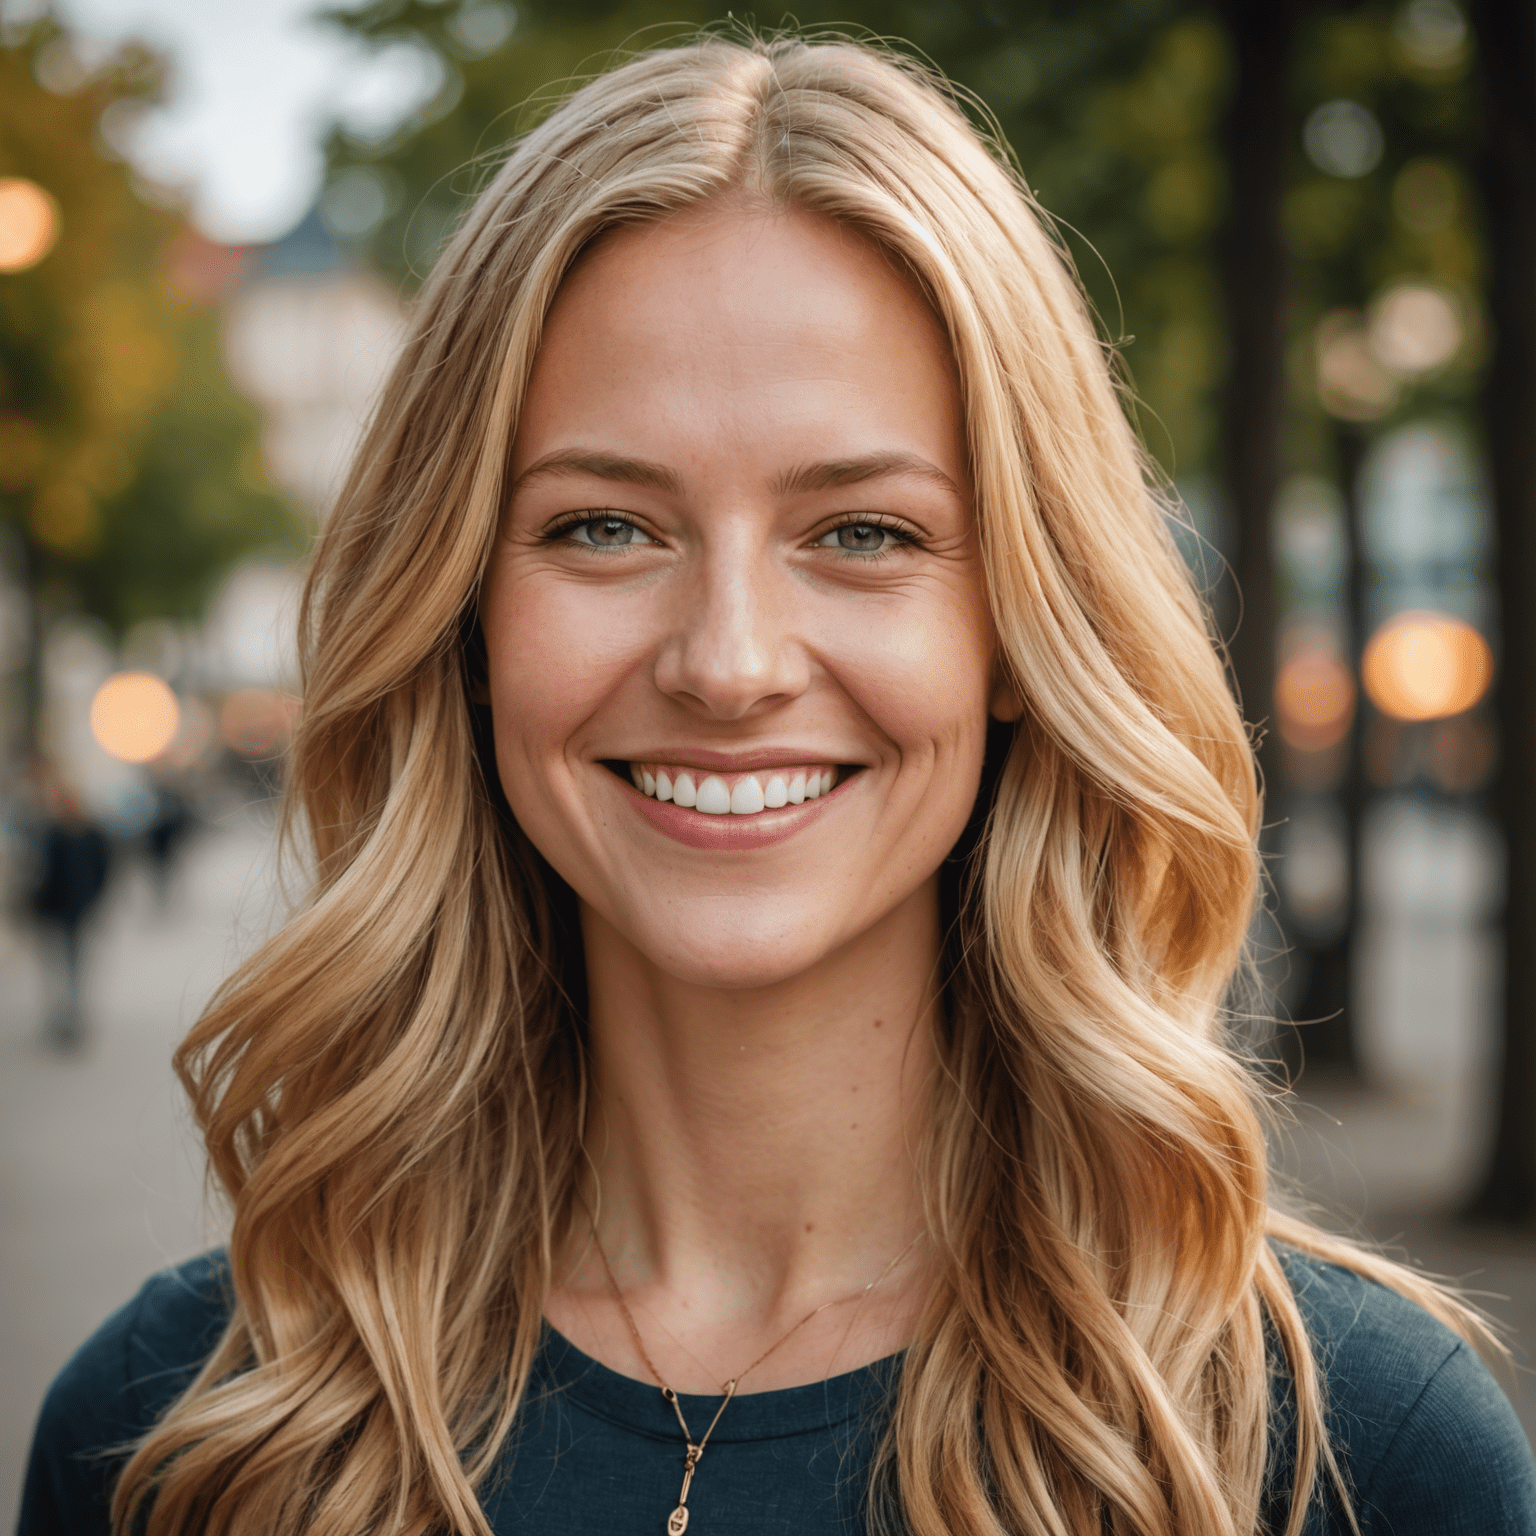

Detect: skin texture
[482, 200, 1019, 1393]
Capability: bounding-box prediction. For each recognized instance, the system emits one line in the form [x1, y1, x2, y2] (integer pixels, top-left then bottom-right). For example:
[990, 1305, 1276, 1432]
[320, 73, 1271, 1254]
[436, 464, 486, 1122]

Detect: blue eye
[815, 522, 907, 555]
[565, 517, 652, 548]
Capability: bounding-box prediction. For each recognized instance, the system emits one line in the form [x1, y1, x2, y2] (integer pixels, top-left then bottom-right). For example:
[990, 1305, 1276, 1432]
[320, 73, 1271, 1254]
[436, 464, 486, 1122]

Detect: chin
[619, 908, 852, 993]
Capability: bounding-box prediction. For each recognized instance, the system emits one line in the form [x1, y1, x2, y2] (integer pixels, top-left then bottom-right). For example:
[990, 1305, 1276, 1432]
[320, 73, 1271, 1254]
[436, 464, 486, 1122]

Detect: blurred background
[2, 0, 1533, 1514]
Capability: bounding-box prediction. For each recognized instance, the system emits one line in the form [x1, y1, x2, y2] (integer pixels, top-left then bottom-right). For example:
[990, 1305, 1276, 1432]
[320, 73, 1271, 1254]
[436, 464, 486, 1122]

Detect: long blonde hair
[117, 34, 1490, 1536]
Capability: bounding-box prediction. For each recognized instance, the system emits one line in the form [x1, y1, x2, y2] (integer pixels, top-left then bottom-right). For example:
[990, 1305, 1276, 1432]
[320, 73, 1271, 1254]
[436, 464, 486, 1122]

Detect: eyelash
[540, 511, 650, 548]
[816, 514, 919, 560]
[538, 511, 922, 557]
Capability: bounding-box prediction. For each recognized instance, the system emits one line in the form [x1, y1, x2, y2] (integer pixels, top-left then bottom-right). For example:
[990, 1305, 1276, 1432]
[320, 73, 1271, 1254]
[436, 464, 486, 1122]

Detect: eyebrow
[511, 448, 959, 499]
[772, 451, 960, 497]
[511, 450, 683, 496]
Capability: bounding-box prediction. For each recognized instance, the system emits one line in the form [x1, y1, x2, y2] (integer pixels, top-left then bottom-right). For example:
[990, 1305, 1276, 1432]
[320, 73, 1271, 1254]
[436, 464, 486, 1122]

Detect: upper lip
[608, 748, 857, 771]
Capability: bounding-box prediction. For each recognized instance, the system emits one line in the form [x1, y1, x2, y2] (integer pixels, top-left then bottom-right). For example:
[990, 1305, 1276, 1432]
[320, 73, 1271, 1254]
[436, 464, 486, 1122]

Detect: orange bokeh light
[90, 672, 181, 763]
[1361, 611, 1492, 722]
[1276, 648, 1357, 749]
[0, 178, 61, 273]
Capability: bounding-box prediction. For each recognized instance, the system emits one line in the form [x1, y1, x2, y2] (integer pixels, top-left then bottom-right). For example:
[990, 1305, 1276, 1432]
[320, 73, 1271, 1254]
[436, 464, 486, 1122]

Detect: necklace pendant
[667, 1506, 690, 1535]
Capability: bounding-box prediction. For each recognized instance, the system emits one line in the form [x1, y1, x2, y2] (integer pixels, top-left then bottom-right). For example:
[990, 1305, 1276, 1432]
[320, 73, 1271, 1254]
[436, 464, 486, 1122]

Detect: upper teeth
[628, 763, 839, 815]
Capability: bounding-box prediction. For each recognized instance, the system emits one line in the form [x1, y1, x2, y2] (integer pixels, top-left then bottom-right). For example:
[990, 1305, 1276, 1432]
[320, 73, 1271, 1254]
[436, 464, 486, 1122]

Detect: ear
[988, 664, 1024, 723]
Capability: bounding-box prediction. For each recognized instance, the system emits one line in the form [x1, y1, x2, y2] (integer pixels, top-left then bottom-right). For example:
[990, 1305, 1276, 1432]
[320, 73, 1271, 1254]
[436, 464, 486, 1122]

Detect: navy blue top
[18, 1247, 1536, 1534]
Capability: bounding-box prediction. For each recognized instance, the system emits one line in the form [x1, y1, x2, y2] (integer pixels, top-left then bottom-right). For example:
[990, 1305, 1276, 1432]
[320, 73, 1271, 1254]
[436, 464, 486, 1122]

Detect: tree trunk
[1215, 1, 1296, 1077]
[1290, 420, 1367, 1074]
[1215, 0, 1294, 800]
[1468, 0, 1536, 1225]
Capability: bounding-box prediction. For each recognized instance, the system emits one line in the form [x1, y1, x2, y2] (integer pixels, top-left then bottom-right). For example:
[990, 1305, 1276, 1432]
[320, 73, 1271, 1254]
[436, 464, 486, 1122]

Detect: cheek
[481, 573, 639, 885]
[810, 581, 996, 894]
[482, 571, 650, 763]
[819, 582, 996, 761]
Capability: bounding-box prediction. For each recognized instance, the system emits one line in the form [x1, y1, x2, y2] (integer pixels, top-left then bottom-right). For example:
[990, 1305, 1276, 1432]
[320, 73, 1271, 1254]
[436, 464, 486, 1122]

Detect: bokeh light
[90, 672, 181, 763]
[1393, 0, 1468, 70]
[1315, 310, 1398, 421]
[1316, 288, 1465, 420]
[447, 0, 516, 55]
[0, 178, 61, 273]
[1369, 284, 1462, 374]
[1276, 648, 1356, 750]
[1362, 611, 1492, 722]
[219, 687, 300, 758]
[1303, 100, 1384, 179]
[320, 166, 397, 240]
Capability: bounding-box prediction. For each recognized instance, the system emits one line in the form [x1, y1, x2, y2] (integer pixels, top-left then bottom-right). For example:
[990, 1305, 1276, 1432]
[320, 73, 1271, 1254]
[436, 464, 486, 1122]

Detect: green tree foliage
[1285, 3, 1482, 469]
[0, 19, 304, 635]
[319, 0, 1230, 482]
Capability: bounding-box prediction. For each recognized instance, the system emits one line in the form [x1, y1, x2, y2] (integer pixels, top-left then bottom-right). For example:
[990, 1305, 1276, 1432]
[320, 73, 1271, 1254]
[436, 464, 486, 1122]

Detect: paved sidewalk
[1, 811, 281, 1523]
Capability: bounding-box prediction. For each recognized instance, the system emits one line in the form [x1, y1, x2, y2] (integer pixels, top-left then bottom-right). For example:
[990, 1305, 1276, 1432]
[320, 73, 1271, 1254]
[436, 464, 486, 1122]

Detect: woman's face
[483, 203, 1010, 989]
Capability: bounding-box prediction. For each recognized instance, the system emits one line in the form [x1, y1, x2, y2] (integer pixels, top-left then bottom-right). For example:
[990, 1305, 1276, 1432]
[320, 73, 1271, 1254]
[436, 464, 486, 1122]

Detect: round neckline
[534, 1321, 904, 1444]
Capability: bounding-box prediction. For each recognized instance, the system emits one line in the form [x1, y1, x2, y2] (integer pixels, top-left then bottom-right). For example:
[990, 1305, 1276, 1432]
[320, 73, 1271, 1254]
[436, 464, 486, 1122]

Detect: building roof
[249, 204, 345, 279]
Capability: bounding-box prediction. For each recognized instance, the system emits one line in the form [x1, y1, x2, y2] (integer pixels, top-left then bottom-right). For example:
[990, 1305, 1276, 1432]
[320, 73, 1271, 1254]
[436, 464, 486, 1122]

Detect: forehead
[512, 203, 962, 481]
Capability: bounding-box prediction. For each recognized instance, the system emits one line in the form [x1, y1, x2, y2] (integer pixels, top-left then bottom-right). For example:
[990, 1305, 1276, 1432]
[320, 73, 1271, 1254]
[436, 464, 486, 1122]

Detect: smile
[627, 762, 838, 817]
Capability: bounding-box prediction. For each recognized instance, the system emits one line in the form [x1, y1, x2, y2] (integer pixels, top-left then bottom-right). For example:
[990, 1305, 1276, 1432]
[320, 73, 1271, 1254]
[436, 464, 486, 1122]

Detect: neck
[550, 881, 940, 1391]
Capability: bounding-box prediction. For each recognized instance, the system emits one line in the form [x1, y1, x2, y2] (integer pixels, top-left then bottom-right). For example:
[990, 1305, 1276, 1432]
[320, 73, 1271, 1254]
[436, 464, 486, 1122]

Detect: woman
[22, 33, 1536, 1536]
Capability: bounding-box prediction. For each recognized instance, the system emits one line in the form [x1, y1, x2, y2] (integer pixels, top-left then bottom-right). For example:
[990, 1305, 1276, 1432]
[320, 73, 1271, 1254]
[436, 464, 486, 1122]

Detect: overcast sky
[34, 0, 438, 242]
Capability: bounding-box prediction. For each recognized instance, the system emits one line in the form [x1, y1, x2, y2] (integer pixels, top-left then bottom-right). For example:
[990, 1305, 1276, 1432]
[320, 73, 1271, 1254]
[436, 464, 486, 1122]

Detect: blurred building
[222, 208, 405, 517]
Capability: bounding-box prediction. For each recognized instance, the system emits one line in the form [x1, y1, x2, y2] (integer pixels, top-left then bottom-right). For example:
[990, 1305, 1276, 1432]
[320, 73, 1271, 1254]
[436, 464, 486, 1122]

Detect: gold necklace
[590, 1227, 922, 1535]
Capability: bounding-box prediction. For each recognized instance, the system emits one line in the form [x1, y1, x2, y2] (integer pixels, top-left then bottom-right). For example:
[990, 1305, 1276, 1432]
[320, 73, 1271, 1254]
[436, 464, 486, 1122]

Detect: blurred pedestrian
[144, 779, 194, 909]
[30, 766, 111, 1050]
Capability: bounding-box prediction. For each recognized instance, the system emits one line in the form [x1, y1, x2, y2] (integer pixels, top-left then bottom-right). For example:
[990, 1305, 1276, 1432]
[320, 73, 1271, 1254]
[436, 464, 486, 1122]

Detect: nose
[651, 542, 810, 720]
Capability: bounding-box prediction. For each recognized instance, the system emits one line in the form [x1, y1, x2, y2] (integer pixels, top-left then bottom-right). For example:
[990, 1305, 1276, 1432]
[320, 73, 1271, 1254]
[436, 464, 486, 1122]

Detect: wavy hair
[117, 33, 1491, 1536]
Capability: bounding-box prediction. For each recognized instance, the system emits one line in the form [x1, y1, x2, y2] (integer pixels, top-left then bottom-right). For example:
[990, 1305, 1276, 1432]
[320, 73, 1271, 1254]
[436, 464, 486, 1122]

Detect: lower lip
[620, 775, 847, 850]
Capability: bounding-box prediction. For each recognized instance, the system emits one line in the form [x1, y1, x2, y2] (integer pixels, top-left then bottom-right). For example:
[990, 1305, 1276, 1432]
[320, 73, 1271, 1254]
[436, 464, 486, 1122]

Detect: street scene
[4, 0, 1535, 1530]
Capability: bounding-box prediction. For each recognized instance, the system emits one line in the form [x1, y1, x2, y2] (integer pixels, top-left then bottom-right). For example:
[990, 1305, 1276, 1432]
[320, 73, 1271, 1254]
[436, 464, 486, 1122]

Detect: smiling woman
[486, 204, 1005, 923]
[20, 30, 1536, 1536]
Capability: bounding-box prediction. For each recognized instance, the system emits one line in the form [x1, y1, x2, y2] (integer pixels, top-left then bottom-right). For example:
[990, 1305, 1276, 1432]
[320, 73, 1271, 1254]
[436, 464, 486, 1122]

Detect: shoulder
[48, 1249, 234, 1423]
[18, 1251, 234, 1536]
[1278, 1241, 1467, 1415]
[1274, 1244, 1536, 1535]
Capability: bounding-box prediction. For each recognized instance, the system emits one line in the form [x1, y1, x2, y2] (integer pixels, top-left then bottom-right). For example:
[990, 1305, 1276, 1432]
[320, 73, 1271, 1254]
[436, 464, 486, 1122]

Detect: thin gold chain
[588, 1222, 923, 1531]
